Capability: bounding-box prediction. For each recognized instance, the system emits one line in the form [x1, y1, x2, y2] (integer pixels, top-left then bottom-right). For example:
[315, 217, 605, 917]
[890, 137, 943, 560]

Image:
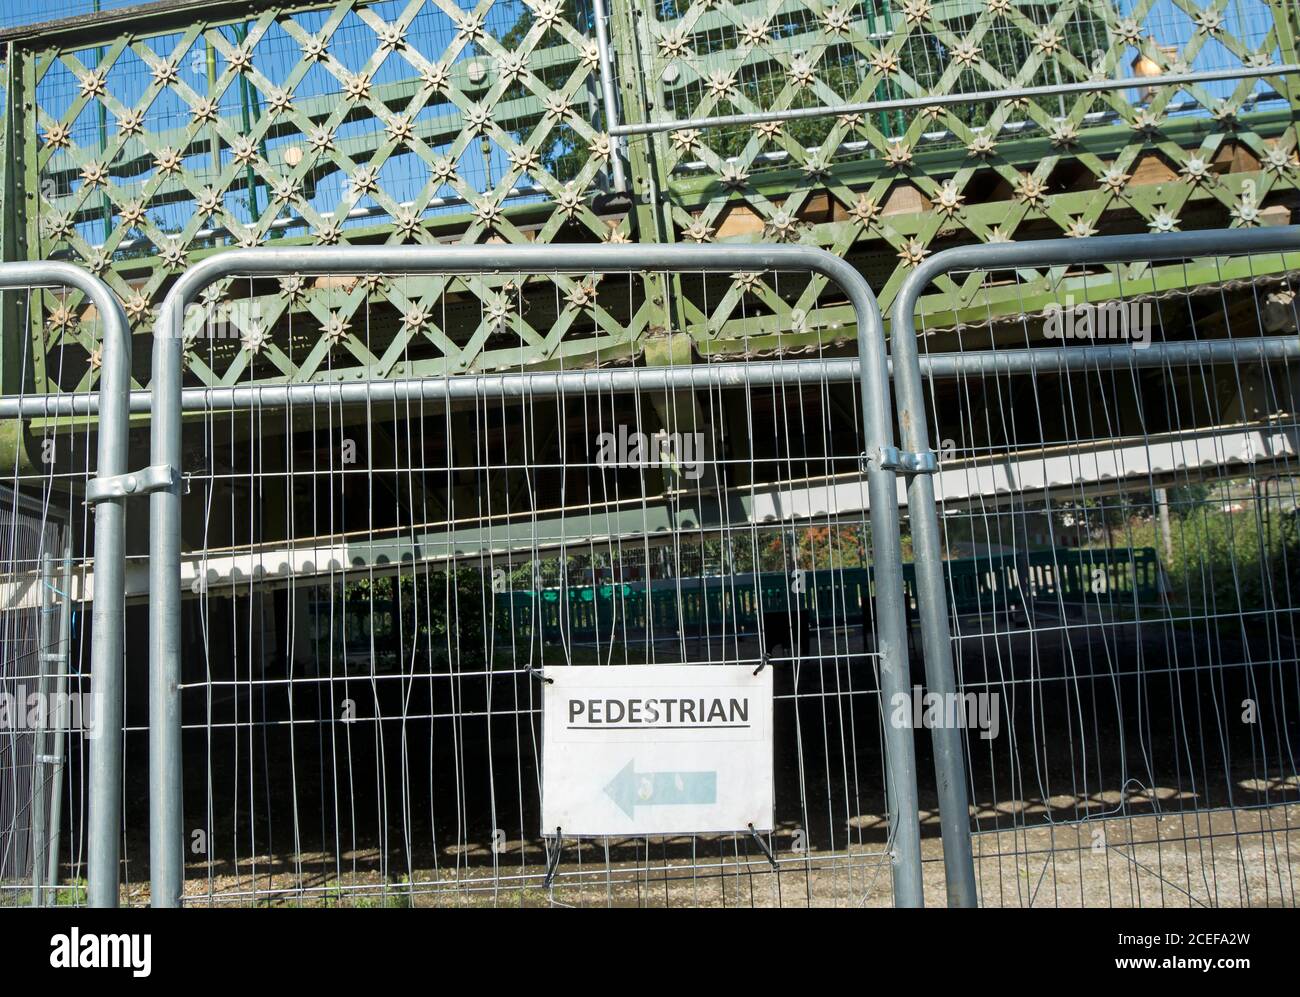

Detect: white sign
[542, 664, 774, 836]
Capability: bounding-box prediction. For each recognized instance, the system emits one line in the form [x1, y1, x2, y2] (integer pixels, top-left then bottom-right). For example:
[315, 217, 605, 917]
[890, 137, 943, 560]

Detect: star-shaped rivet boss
[658, 28, 690, 59]
[1148, 210, 1178, 233]
[555, 184, 583, 217]
[376, 21, 405, 52]
[401, 303, 432, 332]
[848, 194, 881, 226]
[952, 41, 981, 67]
[802, 154, 832, 181]
[394, 209, 422, 239]
[79, 70, 107, 99]
[1179, 156, 1214, 186]
[704, 70, 736, 97]
[455, 11, 484, 41]
[739, 18, 770, 46]
[788, 59, 816, 88]
[902, 0, 932, 23]
[935, 180, 964, 215]
[227, 45, 254, 74]
[120, 200, 147, 227]
[241, 322, 268, 354]
[543, 92, 574, 120]
[231, 138, 259, 165]
[720, 163, 749, 190]
[1262, 143, 1294, 176]
[350, 165, 379, 195]
[464, 104, 491, 134]
[271, 178, 298, 202]
[43, 121, 72, 149]
[896, 241, 931, 266]
[473, 199, 504, 227]
[1050, 122, 1079, 148]
[821, 6, 852, 35]
[302, 34, 328, 61]
[279, 274, 308, 302]
[160, 238, 186, 270]
[499, 53, 528, 84]
[670, 129, 701, 152]
[155, 147, 184, 175]
[431, 156, 459, 184]
[125, 293, 151, 321]
[764, 209, 801, 242]
[44, 213, 75, 240]
[1193, 9, 1224, 34]
[323, 311, 352, 343]
[967, 134, 997, 158]
[266, 88, 294, 116]
[197, 187, 223, 217]
[1015, 173, 1048, 206]
[342, 72, 372, 101]
[421, 61, 452, 92]
[1064, 217, 1098, 238]
[1099, 167, 1130, 193]
[308, 126, 336, 152]
[508, 147, 541, 174]
[151, 58, 179, 87]
[314, 218, 343, 244]
[80, 161, 110, 188]
[683, 219, 714, 243]
[1034, 28, 1063, 55]
[884, 142, 913, 168]
[192, 97, 220, 123]
[529, 0, 563, 29]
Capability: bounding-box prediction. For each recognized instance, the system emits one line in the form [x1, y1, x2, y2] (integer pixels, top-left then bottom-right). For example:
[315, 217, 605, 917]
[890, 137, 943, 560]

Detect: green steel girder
[0, 0, 1295, 401]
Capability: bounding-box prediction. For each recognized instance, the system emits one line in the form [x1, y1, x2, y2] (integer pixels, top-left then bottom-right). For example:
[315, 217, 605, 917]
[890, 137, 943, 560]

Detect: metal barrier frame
[148, 243, 928, 908]
[0, 262, 131, 908]
[890, 224, 1300, 908]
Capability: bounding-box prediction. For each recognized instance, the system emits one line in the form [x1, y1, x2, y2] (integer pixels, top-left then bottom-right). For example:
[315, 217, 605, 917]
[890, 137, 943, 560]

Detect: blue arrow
[603, 760, 717, 818]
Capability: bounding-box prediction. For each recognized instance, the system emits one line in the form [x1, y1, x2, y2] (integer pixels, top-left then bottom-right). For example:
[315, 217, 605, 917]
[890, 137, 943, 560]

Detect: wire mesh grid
[169, 265, 910, 907]
[0, 283, 113, 908]
[911, 242, 1300, 907]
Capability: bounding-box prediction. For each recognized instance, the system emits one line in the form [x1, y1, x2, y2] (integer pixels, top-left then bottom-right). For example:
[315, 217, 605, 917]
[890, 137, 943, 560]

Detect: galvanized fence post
[889, 224, 1300, 908]
[0, 262, 131, 908]
[150, 244, 925, 907]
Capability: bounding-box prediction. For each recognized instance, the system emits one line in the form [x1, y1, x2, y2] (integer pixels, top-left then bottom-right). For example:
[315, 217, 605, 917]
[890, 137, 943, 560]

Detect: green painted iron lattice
[0, 0, 1297, 397]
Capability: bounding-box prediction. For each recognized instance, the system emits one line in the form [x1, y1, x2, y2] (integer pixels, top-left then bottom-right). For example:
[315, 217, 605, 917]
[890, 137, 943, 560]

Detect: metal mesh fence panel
[0, 266, 132, 908]
[147, 244, 927, 907]
[896, 227, 1300, 907]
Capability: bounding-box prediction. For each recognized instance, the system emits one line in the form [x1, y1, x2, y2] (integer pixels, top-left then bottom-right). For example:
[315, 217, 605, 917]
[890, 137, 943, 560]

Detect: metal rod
[11, 337, 1300, 418]
[44, 537, 74, 904]
[611, 63, 1300, 137]
[150, 242, 926, 907]
[889, 224, 1300, 909]
[30, 551, 54, 907]
[590, 0, 626, 191]
[0, 262, 131, 908]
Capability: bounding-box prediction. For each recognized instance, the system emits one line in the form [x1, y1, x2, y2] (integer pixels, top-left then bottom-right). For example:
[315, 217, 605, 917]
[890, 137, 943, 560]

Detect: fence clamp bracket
[85, 464, 178, 504]
[865, 446, 938, 475]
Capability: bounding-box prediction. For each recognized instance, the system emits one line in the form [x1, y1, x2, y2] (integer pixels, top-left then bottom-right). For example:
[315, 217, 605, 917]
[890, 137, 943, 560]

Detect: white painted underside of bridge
[6, 420, 1293, 607]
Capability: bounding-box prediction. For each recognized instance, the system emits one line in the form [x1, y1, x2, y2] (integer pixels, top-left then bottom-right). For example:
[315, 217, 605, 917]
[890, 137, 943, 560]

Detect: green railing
[493, 546, 1163, 644]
